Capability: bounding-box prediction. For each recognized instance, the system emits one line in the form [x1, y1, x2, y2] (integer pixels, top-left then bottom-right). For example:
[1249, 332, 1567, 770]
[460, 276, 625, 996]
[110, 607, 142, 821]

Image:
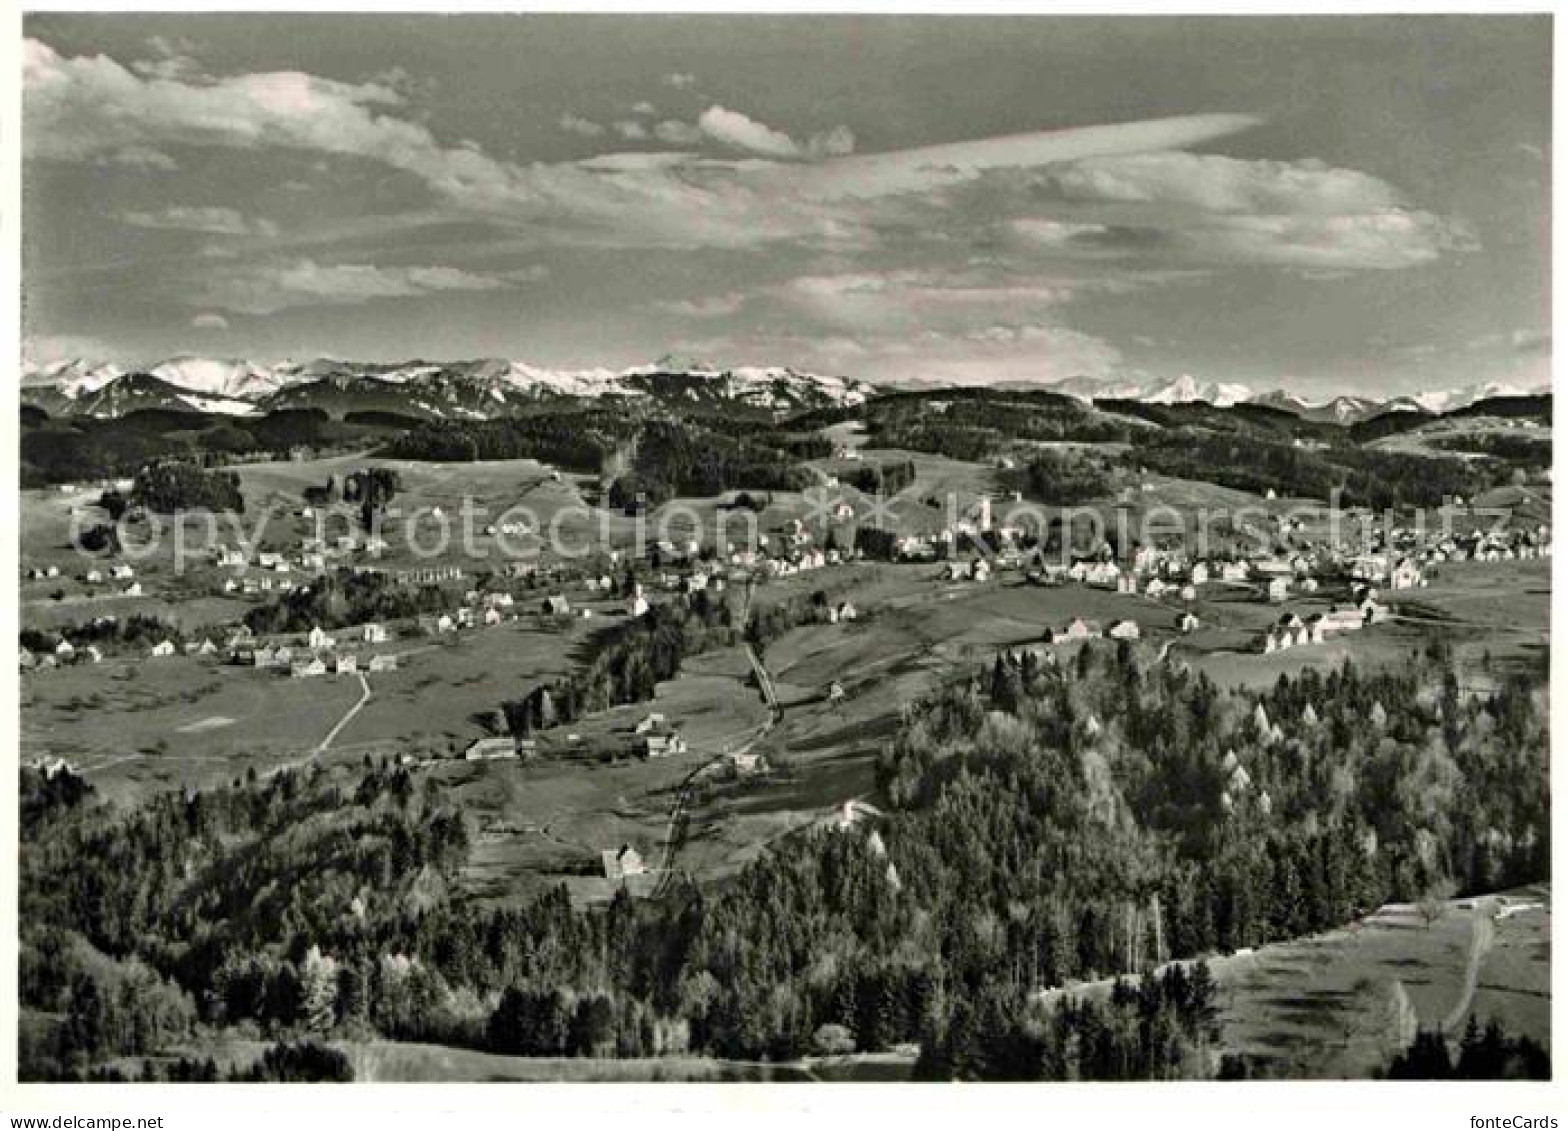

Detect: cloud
[631, 101, 656, 116]
[663, 72, 697, 89]
[94, 145, 178, 171]
[199, 259, 510, 315]
[695, 105, 856, 161]
[654, 293, 747, 318]
[23, 36, 1469, 288]
[22, 333, 122, 367]
[653, 119, 704, 146]
[191, 312, 229, 330]
[805, 124, 857, 159]
[558, 112, 605, 138]
[120, 205, 278, 237]
[1008, 149, 1474, 270]
[698, 105, 802, 158]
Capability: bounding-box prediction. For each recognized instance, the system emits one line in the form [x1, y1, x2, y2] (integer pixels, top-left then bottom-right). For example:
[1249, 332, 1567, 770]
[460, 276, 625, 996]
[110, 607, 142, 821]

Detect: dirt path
[652, 646, 782, 896]
[1441, 904, 1498, 1034]
[317, 672, 372, 752]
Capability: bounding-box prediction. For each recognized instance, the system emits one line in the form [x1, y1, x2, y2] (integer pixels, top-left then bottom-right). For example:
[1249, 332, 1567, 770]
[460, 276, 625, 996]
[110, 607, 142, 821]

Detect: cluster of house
[1259, 597, 1385, 654]
[226, 623, 399, 677]
[20, 641, 104, 671]
[1039, 617, 1142, 645]
[26, 561, 143, 597]
[634, 712, 689, 759]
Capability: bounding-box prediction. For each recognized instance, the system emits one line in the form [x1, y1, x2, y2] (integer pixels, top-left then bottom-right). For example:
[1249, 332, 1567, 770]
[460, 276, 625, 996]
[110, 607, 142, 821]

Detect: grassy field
[1038, 885, 1551, 1079]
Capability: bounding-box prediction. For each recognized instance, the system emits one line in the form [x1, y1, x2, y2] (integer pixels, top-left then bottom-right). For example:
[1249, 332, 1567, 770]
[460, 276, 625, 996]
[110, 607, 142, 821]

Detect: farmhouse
[367, 653, 399, 672]
[465, 737, 519, 761]
[292, 658, 328, 678]
[627, 593, 650, 617]
[1106, 619, 1141, 641]
[1060, 617, 1097, 641]
[483, 607, 504, 626]
[361, 623, 389, 644]
[123, 582, 144, 597]
[634, 712, 667, 735]
[601, 844, 646, 882]
[334, 654, 358, 675]
[645, 732, 689, 758]
[307, 626, 336, 650]
[1266, 578, 1290, 603]
[1389, 559, 1424, 590]
[149, 640, 176, 658]
[54, 640, 75, 659]
[1177, 612, 1200, 634]
[729, 751, 765, 777]
[542, 595, 571, 617]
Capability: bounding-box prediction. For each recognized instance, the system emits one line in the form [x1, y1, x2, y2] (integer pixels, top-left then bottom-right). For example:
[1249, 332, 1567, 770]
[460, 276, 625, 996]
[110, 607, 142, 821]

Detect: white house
[367, 653, 398, 672]
[1106, 619, 1141, 641]
[1266, 577, 1290, 603]
[361, 623, 389, 644]
[307, 626, 336, 650]
[1177, 611, 1200, 634]
[1390, 559, 1424, 590]
[645, 732, 688, 758]
[149, 640, 176, 658]
[601, 844, 646, 882]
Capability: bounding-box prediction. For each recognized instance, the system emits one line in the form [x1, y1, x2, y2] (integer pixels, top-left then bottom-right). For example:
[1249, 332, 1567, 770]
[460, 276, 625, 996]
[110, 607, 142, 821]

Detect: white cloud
[653, 119, 704, 146]
[120, 205, 278, 237]
[698, 105, 801, 158]
[93, 145, 178, 171]
[662, 72, 697, 89]
[200, 259, 510, 315]
[654, 293, 747, 317]
[191, 312, 230, 330]
[692, 106, 856, 161]
[22, 333, 121, 367]
[558, 112, 605, 138]
[23, 37, 1469, 284]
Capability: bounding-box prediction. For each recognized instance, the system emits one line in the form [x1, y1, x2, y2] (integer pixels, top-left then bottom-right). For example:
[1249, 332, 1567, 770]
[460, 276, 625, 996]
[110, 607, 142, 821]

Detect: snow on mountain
[1047, 375, 1153, 402]
[148, 356, 290, 401]
[1139, 374, 1252, 407]
[1247, 390, 1382, 424]
[1383, 380, 1550, 416]
[21, 358, 125, 397]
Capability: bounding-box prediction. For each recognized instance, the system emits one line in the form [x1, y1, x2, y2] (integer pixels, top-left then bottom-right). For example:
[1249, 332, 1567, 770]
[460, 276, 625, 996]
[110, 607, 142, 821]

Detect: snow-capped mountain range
[19, 354, 1550, 424]
[20, 355, 878, 420]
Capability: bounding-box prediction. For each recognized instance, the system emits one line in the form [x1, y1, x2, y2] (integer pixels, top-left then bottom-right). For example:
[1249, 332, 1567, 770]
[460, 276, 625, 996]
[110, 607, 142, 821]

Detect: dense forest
[19, 407, 398, 487]
[20, 636, 1548, 1081]
[382, 410, 636, 468]
[1012, 449, 1117, 506]
[130, 460, 246, 514]
[1129, 429, 1503, 509]
[858, 392, 1133, 461]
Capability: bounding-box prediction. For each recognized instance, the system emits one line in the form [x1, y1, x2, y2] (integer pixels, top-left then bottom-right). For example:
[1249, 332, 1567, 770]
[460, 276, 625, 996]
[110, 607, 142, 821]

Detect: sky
[20, 13, 1552, 397]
